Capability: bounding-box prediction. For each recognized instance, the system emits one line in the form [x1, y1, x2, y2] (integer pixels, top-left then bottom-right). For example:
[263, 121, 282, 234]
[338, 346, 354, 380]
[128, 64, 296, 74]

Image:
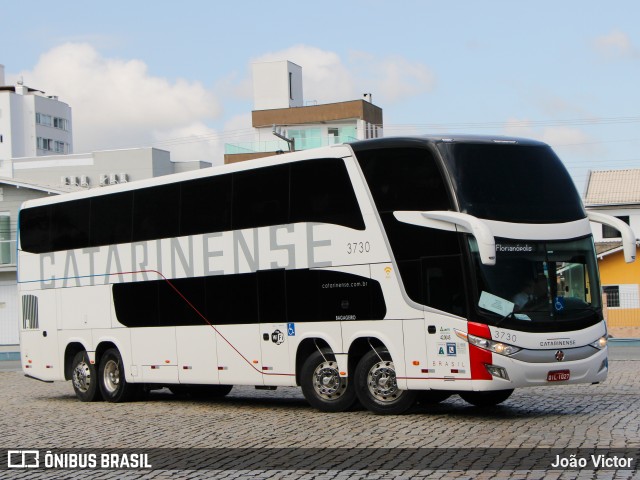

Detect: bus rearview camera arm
[394, 210, 496, 266]
[586, 211, 637, 263]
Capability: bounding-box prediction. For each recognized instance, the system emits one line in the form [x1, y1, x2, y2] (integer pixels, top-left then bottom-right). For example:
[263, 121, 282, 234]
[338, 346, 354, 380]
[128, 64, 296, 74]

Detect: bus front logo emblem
[555, 350, 565, 362]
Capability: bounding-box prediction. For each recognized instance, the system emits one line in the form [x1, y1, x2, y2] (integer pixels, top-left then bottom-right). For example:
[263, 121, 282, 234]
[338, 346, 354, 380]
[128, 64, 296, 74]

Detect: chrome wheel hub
[367, 360, 400, 402]
[72, 361, 91, 393]
[312, 361, 346, 400]
[102, 359, 120, 394]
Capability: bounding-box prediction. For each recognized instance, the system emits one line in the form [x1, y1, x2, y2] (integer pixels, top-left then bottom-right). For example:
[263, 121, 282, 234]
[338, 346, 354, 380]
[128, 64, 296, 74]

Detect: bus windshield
[439, 142, 586, 224]
[469, 236, 602, 332]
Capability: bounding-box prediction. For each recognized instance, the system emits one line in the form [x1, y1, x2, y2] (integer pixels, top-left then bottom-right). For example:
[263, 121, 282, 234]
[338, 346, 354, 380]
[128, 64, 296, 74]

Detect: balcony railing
[225, 135, 358, 155]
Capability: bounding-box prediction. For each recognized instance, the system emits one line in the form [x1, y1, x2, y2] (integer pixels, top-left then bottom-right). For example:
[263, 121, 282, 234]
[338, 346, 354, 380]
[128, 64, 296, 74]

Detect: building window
[53, 117, 68, 130]
[602, 286, 619, 308]
[603, 216, 630, 238]
[35, 113, 52, 127]
[36, 113, 68, 131]
[289, 72, 293, 100]
[37, 137, 53, 151]
[54, 141, 67, 153]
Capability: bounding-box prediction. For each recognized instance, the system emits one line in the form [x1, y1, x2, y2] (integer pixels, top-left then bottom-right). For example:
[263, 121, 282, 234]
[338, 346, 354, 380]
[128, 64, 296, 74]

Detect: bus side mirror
[586, 211, 637, 263]
[394, 210, 496, 266]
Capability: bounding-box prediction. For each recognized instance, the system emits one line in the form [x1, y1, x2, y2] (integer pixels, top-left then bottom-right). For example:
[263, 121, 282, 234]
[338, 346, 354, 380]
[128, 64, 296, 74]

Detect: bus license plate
[547, 370, 570, 382]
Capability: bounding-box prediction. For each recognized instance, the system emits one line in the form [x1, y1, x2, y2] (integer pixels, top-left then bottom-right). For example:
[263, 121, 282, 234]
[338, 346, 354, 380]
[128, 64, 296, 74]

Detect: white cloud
[15, 43, 437, 163]
[251, 45, 436, 105]
[593, 30, 639, 58]
[18, 43, 221, 159]
[503, 118, 599, 157]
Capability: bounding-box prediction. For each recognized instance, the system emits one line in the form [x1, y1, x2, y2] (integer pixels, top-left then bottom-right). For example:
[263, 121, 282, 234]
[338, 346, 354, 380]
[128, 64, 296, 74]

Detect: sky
[1, 0, 639, 192]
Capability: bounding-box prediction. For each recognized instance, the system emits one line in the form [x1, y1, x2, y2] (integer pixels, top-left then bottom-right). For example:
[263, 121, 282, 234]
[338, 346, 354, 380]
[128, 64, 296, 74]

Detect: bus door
[257, 270, 293, 386]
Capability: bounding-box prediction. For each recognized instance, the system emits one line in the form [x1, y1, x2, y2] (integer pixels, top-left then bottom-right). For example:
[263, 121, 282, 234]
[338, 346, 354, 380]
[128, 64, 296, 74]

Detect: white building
[0, 64, 73, 170]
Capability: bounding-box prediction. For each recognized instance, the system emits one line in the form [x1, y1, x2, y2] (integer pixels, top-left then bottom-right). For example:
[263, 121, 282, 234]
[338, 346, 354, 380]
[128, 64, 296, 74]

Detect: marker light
[454, 329, 521, 356]
[590, 336, 608, 350]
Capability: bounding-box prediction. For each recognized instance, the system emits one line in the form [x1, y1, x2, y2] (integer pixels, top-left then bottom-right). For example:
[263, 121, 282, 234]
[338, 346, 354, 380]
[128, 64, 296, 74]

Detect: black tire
[70, 351, 102, 402]
[180, 385, 233, 399]
[98, 348, 138, 403]
[459, 389, 514, 407]
[417, 390, 451, 405]
[354, 349, 416, 415]
[300, 350, 357, 412]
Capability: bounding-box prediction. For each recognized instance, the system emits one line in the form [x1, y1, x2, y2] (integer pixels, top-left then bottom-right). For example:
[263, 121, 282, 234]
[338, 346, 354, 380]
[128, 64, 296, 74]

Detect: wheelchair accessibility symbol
[554, 297, 565, 312]
[287, 323, 296, 336]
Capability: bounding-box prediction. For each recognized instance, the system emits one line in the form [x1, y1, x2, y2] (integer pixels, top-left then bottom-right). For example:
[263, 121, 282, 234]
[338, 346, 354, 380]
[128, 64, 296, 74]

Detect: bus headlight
[590, 336, 607, 349]
[454, 329, 521, 356]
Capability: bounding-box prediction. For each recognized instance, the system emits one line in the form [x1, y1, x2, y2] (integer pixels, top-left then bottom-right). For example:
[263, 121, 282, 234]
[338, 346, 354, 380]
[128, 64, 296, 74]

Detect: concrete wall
[252, 61, 303, 110]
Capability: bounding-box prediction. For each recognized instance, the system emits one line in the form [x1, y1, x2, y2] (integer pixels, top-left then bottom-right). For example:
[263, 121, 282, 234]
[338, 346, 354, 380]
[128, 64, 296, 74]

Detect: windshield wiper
[495, 311, 515, 327]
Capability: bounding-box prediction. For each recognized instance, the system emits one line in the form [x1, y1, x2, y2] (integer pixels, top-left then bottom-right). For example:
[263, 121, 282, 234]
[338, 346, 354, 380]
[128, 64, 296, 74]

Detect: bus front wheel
[300, 350, 356, 412]
[71, 351, 102, 402]
[459, 389, 514, 407]
[355, 350, 416, 415]
[98, 348, 137, 403]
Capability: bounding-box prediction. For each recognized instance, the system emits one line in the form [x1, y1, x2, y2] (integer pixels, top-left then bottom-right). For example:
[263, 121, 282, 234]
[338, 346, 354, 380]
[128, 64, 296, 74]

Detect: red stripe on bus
[467, 321, 493, 380]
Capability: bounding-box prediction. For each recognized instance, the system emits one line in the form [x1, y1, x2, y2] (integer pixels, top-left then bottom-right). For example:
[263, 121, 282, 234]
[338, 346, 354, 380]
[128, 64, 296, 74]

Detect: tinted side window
[51, 200, 91, 251]
[158, 277, 206, 326]
[258, 269, 287, 323]
[133, 184, 180, 242]
[91, 192, 133, 246]
[113, 281, 159, 327]
[357, 147, 451, 213]
[181, 175, 232, 236]
[355, 146, 467, 316]
[226, 273, 259, 323]
[20, 206, 51, 253]
[290, 159, 365, 230]
[112, 269, 386, 327]
[286, 269, 386, 322]
[233, 165, 289, 230]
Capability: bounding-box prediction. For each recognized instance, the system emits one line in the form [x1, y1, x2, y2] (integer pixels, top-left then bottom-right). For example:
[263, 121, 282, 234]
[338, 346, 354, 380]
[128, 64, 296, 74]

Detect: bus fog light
[599, 359, 608, 372]
[484, 364, 509, 380]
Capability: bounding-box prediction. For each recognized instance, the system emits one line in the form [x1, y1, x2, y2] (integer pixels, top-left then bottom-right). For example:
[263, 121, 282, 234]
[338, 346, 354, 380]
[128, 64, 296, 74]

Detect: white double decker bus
[18, 135, 636, 414]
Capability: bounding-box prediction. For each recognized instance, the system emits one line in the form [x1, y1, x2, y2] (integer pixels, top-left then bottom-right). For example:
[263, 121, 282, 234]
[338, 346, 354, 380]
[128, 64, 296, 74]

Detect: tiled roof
[595, 241, 622, 255]
[584, 169, 640, 206]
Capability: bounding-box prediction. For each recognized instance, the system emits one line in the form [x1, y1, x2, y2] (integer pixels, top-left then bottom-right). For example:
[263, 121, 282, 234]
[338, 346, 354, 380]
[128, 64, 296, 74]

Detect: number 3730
[347, 241, 371, 254]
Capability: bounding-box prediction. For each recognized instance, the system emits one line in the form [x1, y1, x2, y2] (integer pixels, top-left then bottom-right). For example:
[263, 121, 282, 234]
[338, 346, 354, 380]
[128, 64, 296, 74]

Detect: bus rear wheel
[459, 389, 514, 407]
[71, 351, 102, 402]
[300, 350, 356, 412]
[98, 348, 138, 403]
[355, 349, 416, 415]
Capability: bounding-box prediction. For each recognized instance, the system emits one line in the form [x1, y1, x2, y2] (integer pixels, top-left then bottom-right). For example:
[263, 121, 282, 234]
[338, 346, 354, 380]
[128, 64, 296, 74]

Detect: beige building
[584, 168, 640, 338]
[224, 60, 383, 164]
